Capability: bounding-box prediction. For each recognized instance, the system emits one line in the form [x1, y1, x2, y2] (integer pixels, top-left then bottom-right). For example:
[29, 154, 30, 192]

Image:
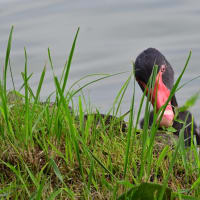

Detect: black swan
[134, 48, 200, 146]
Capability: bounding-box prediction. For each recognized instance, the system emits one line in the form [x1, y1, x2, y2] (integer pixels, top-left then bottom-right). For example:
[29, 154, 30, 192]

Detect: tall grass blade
[158, 113, 189, 200]
[139, 66, 158, 180]
[54, 76, 85, 181]
[69, 72, 127, 100]
[87, 159, 94, 191]
[0, 160, 30, 197]
[24, 164, 39, 189]
[48, 48, 54, 73]
[34, 181, 44, 200]
[156, 51, 192, 131]
[123, 75, 135, 178]
[4, 26, 14, 95]
[62, 27, 80, 93]
[178, 92, 200, 112]
[50, 158, 64, 184]
[19, 72, 33, 90]
[112, 74, 132, 116]
[146, 51, 192, 166]
[24, 48, 30, 144]
[34, 66, 46, 104]
[155, 146, 169, 176]
[68, 73, 122, 91]
[78, 96, 84, 136]
[191, 176, 200, 190]
[177, 74, 200, 92]
[52, 74, 116, 180]
[47, 189, 63, 200]
[0, 81, 9, 126]
[9, 59, 16, 91]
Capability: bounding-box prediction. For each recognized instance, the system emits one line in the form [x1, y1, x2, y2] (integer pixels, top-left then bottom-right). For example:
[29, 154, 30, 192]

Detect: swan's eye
[161, 65, 166, 72]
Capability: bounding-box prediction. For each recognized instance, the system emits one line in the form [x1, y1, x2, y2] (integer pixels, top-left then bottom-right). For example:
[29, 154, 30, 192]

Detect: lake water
[0, 0, 200, 124]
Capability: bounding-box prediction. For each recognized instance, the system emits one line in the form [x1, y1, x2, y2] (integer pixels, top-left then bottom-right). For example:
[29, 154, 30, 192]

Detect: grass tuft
[0, 27, 200, 199]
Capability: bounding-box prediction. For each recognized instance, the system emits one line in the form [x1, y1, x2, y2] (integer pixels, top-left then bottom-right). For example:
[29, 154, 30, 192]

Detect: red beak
[137, 66, 174, 127]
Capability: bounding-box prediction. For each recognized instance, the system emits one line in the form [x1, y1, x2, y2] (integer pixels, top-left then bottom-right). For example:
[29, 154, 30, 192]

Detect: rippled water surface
[0, 0, 200, 122]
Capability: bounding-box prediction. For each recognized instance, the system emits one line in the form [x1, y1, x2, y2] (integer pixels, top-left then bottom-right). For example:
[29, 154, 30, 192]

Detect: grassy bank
[0, 27, 200, 199]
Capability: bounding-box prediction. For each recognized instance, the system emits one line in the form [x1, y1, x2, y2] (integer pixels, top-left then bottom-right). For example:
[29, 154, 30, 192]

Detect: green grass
[0, 26, 200, 199]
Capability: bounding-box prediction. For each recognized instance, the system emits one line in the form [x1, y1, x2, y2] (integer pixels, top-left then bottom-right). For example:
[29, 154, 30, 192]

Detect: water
[0, 0, 200, 123]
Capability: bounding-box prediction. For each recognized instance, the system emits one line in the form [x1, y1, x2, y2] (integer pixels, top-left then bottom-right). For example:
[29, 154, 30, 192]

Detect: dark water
[0, 0, 200, 122]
